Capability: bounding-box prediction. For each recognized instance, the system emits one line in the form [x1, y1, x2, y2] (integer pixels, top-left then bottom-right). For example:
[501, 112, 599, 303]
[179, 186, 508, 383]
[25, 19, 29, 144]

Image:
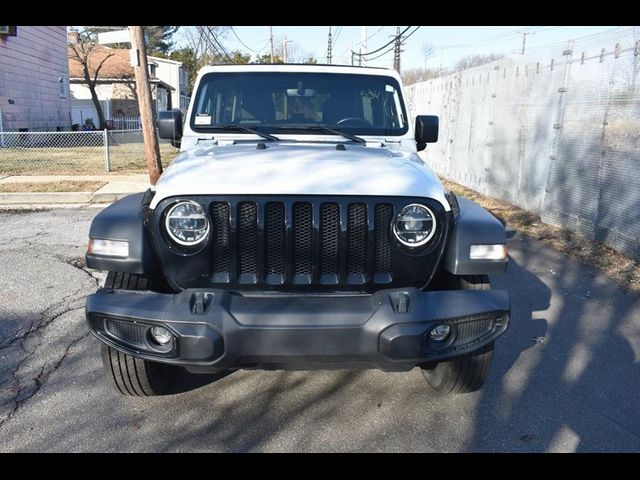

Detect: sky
[175, 26, 621, 70]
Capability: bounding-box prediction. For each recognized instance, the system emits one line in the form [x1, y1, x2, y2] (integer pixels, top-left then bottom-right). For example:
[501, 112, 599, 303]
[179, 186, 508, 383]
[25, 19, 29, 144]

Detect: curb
[0, 191, 136, 206]
[0, 192, 94, 205]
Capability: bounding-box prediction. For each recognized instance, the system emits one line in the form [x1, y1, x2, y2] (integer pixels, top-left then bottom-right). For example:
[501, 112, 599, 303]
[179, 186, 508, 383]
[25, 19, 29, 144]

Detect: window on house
[148, 64, 157, 77]
[0, 26, 17, 36]
[58, 74, 68, 98]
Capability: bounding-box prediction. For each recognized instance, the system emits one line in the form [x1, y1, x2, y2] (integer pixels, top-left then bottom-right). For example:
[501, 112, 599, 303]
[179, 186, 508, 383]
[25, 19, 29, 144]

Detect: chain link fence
[406, 26, 640, 260]
[0, 129, 179, 175]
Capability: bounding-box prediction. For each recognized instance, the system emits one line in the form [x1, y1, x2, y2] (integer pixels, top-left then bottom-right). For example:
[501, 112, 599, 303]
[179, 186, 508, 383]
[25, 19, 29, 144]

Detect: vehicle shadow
[466, 230, 640, 452]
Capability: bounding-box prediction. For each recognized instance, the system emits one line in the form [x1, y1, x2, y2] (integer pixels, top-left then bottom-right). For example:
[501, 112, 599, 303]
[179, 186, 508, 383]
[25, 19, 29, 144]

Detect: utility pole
[283, 36, 288, 63]
[361, 26, 367, 67]
[521, 32, 528, 54]
[327, 26, 332, 64]
[350, 41, 354, 66]
[393, 27, 402, 73]
[129, 26, 162, 185]
[270, 26, 275, 63]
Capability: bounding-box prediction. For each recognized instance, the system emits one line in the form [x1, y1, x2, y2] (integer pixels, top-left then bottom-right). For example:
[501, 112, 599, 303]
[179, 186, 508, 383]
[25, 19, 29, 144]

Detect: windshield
[190, 71, 408, 136]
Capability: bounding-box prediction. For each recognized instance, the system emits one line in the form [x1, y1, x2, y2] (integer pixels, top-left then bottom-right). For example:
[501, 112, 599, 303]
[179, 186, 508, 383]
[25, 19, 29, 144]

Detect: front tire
[99, 272, 182, 396]
[421, 274, 495, 395]
[101, 344, 179, 396]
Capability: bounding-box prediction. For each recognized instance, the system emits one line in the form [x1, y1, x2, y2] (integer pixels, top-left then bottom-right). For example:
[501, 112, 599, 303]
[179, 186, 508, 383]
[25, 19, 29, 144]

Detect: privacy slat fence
[406, 27, 640, 260]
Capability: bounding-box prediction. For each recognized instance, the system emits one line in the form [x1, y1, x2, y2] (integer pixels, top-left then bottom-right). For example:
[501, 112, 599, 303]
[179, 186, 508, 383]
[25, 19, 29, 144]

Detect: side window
[58, 74, 68, 98]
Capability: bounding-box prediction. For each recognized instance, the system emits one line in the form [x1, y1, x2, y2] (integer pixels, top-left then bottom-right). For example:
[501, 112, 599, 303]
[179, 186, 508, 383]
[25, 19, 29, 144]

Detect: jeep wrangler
[85, 64, 510, 397]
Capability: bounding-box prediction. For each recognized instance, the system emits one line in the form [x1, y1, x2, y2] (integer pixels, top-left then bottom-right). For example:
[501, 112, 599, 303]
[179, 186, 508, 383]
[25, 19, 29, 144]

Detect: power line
[353, 26, 412, 58]
[364, 44, 396, 61]
[205, 26, 233, 63]
[198, 26, 233, 63]
[229, 26, 261, 54]
[333, 26, 343, 45]
[402, 26, 421, 42]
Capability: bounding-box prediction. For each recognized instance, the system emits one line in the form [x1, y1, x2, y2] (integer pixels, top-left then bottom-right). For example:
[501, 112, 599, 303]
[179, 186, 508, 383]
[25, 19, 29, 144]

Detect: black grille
[457, 319, 494, 344]
[105, 319, 147, 348]
[207, 199, 397, 288]
[211, 202, 230, 274]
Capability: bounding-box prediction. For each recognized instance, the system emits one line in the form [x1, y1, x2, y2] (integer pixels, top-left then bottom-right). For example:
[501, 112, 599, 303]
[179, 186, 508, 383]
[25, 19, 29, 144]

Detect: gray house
[0, 26, 71, 131]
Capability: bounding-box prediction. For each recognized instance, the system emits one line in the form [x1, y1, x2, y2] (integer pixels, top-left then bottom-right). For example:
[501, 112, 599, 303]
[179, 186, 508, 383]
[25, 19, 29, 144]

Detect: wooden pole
[129, 26, 162, 185]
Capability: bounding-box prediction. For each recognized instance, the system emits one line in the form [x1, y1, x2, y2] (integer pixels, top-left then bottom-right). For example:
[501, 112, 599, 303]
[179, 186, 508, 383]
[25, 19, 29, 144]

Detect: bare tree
[454, 53, 504, 71]
[422, 43, 435, 70]
[68, 28, 115, 130]
[401, 67, 440, 86]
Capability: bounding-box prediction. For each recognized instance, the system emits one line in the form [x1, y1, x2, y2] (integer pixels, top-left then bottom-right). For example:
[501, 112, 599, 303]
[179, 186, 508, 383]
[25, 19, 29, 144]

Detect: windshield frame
[188, 71, 410, 137]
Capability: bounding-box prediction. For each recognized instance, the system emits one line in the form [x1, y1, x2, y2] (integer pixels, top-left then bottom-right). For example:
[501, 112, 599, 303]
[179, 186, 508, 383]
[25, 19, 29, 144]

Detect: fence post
[103, 129, 110, 172]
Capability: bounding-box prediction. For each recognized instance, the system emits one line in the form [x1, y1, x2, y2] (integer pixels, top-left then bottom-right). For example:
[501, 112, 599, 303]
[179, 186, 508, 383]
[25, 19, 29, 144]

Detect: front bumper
[85, 287, 510, 372]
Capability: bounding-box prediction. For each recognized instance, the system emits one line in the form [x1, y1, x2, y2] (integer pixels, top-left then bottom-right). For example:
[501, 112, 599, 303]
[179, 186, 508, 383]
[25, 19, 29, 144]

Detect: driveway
[0, 206, 639, 452]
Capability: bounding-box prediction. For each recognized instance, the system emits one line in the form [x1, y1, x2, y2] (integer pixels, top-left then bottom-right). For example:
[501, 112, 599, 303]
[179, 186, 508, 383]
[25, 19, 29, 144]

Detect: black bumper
[85, 287, 510, 372]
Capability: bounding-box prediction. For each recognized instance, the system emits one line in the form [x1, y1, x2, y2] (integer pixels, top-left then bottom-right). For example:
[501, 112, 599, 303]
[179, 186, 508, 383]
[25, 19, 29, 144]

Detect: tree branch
[92, 53, 115, 84]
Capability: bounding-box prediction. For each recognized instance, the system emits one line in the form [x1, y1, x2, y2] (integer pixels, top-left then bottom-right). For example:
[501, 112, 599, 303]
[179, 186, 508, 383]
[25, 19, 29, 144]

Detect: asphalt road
[0, 206, 639, 452]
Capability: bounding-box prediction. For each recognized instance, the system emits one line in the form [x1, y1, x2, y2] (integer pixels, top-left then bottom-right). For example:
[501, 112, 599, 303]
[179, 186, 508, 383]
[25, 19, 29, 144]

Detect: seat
[322, 92, 355, 125]
[240, 91, 275, 124]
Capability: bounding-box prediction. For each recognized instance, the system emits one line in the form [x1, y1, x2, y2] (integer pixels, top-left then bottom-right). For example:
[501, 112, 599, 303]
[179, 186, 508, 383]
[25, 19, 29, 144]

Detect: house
[0, 26, 71, 131]
[68, 45, 174, 129]
[147, 56, 190, 115]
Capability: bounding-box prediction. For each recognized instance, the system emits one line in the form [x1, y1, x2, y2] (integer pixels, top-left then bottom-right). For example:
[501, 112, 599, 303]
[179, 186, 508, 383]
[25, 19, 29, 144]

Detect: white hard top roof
[196, 63, 402, 82]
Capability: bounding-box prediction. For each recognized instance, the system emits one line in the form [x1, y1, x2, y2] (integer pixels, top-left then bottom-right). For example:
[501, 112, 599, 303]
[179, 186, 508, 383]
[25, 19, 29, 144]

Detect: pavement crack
[62, 256, 101, 288]
[0, 331, 90, 429]
[0, 295, 86, 351]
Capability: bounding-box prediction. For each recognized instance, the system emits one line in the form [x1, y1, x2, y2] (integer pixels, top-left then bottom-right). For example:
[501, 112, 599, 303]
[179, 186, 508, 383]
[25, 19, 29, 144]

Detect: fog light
[429, 324, 451, 342]
[150, 326, 173, 345]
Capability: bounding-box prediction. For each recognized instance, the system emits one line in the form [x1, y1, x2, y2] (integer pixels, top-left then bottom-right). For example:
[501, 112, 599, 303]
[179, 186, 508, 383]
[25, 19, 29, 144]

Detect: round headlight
[393, 204, 436, 247]
[164, 201, 209, 246]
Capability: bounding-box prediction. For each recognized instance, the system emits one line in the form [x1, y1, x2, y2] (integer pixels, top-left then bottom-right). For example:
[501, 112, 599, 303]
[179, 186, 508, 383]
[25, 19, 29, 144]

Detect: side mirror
[415, 115, 439, 151]
[158, 110, 183, 148]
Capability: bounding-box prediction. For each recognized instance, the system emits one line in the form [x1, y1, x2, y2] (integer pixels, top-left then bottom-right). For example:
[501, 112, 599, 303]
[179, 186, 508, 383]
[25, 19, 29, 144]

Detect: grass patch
[0, 181, 106, 193]
[0, 144, 179, 175]
[443, 178, 640, 293]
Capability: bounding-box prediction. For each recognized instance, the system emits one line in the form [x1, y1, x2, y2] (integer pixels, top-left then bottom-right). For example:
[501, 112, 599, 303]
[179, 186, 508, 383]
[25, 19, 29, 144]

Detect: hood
[149, 142, 450, 211]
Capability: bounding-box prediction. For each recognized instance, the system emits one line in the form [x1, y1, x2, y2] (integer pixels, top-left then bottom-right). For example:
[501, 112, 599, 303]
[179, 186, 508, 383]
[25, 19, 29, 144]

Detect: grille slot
[320, 203, 340, 275]
[347, 203, 367, 275]
[265, 202, 286, 275]
[374, 204, 393, 273]
[238, 202, 258, 277]
[293, 202, 313, 276]
[211, 202, 230, 274]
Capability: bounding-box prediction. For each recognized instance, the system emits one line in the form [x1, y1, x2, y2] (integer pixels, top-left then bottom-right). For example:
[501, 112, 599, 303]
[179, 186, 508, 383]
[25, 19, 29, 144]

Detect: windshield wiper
[218, 125, 280, 142]
[277, 125, 366, 144]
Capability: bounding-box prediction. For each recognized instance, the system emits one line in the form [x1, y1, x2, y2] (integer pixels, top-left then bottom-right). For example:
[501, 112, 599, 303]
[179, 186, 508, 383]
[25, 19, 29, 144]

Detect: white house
[148, 56, 190, 115]
[68, 45, 174, 129]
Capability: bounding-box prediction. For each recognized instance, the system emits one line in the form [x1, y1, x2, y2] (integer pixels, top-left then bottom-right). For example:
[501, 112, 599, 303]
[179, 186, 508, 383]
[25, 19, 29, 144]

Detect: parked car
[85, 64, 510, 397]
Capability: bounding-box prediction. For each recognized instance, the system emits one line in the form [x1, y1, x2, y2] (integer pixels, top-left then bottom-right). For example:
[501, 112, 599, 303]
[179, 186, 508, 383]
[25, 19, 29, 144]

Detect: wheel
[421, 275, 495, 395]
[103, 271, 174, 293]
[99, 272, 181, 396]
[101, 344, 179, 396]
